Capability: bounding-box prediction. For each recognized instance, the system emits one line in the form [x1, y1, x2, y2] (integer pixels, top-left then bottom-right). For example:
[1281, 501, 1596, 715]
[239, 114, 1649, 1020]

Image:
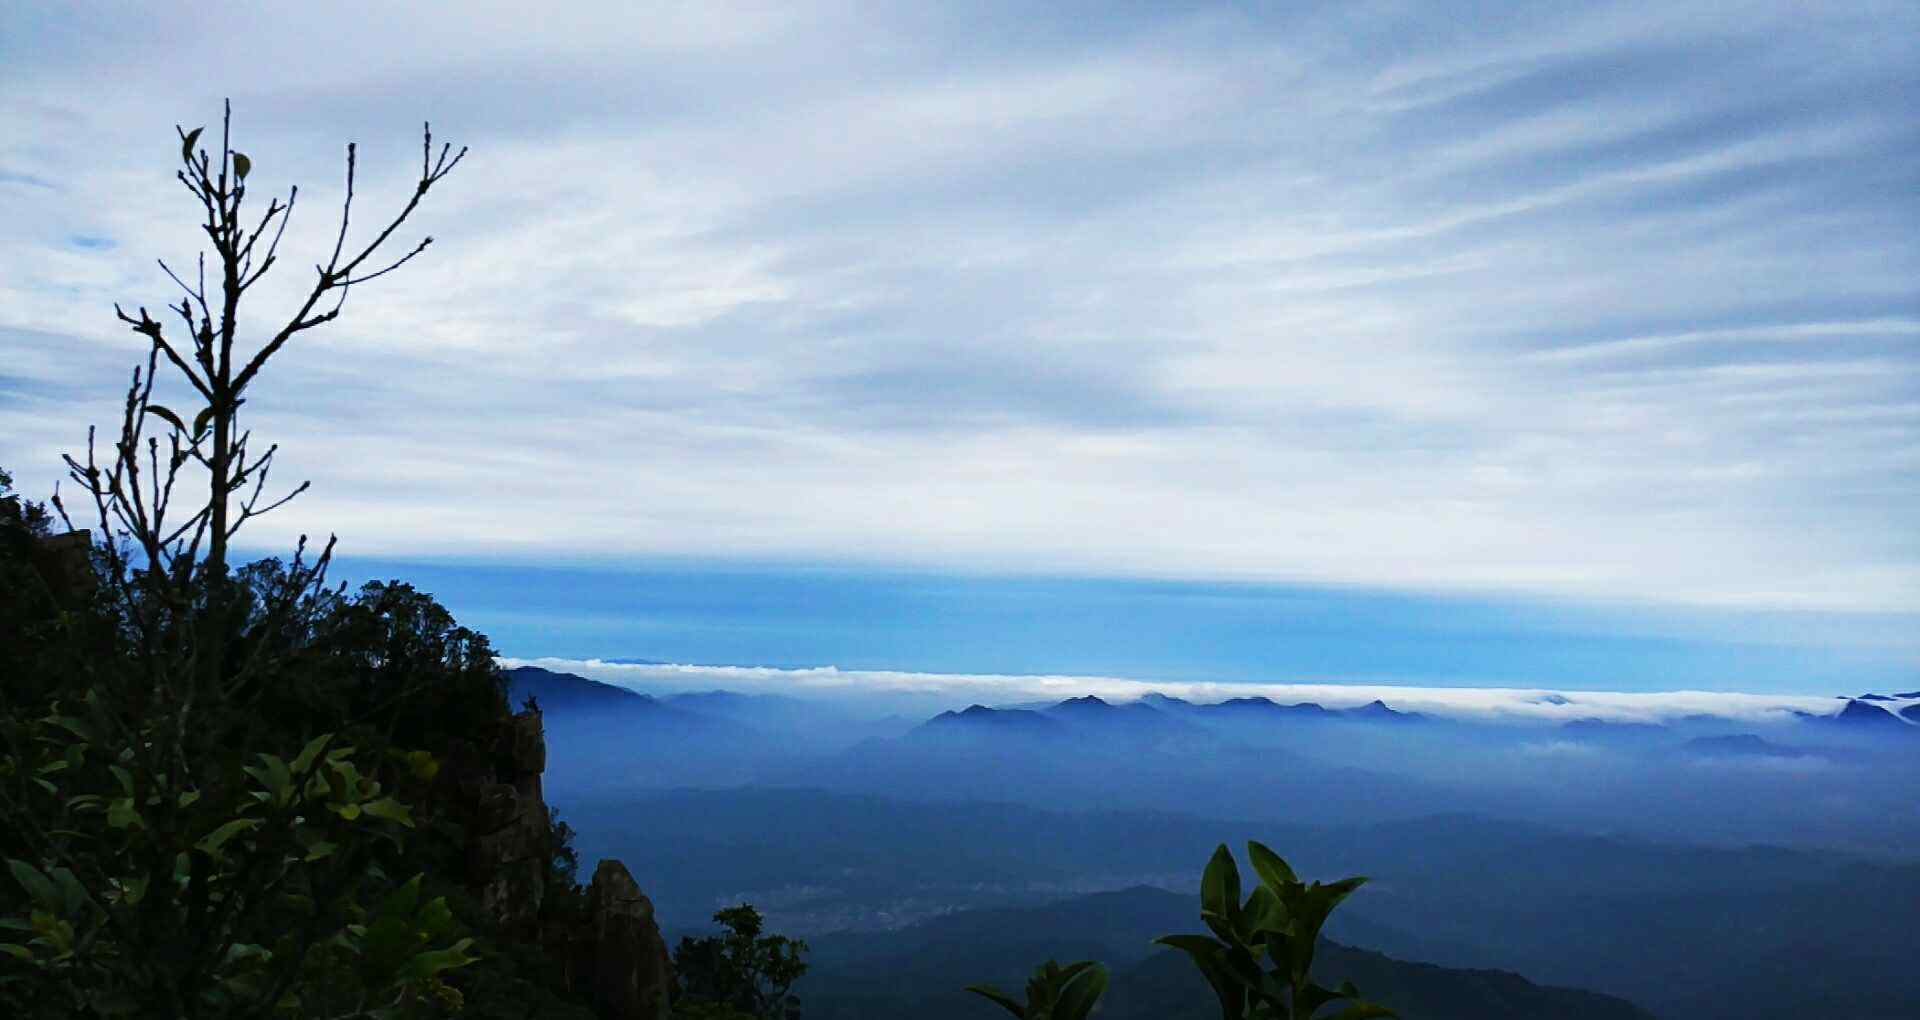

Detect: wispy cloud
[2, 2, 1916, 613]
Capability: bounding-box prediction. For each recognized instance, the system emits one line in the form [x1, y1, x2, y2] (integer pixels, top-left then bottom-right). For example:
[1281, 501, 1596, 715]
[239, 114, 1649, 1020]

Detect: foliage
[0, 105, 596, 1018]
[966, 959, 1109, 1020]
[1152, 842, 1395, 1020]
[674, 904, 809, 1020]
[0, 469, 53, 538]
[972, 843, 1395, 1020]
[0, 701, 475, 1017]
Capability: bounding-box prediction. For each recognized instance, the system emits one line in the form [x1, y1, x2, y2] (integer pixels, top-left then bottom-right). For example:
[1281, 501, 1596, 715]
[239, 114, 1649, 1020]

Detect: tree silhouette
[1, 104, 481, 1019]
[56, 100, 463, 698]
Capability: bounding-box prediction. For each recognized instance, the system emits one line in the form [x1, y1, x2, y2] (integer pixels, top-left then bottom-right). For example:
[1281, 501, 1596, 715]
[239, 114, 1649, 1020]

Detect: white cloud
[2, 1, 1916, 613]
[502, 656, 1850, 725]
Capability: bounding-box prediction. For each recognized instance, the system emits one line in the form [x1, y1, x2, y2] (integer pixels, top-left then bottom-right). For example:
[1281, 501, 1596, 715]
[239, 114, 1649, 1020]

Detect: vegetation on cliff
[0, 108, 595, 1018]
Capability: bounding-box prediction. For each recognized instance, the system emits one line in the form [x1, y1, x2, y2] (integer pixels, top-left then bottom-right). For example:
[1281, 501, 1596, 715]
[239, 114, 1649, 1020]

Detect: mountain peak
[1348, 699, 1420, 722]
[1831, 698, 1912, 729]
[505, 666, 654, 710]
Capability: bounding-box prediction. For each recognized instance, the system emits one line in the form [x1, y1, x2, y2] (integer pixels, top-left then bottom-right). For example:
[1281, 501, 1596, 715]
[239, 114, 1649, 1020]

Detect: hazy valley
[512, 664, 1920, 1020]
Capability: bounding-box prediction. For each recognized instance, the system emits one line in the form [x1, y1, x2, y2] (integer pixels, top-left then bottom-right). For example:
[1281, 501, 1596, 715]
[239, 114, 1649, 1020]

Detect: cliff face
[584, 860, 676, 1020]
[449, 706, 674, 1019]
[469, 709, 552, 932]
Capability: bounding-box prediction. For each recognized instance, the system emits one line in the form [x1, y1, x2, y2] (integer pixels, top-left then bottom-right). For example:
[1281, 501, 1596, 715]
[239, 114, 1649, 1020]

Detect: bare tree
[57, 101, 464, 694]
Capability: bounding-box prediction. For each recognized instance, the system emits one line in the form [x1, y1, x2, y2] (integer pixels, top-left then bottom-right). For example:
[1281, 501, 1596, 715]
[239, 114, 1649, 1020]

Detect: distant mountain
[799, 885, 1657, 1020]
[505, 666, 759, 791]
[505, 665, 654, 711]
[574, 786, 1920, 1020]
[918, 695, 1422, 747]
[1137, 693, 1420, 724]
[1854, 693, 1896, 702]
[1205, 696, 1334, 719]
[1348, 698, 1423, 723]
[912, 704, 1064, 742]
[661, 689, 811, 724]
[602, 656, 668, 665]
[1561, 718, 1669, 739]
[1041, 696, 1198, 740]
[1684, 734, 1809, 759]
[1826, 698, 1913, 731]
[1116, 940, 1657, 1020]
[1896, 691, 1920, 700]
[1904, 705, 1920, 724]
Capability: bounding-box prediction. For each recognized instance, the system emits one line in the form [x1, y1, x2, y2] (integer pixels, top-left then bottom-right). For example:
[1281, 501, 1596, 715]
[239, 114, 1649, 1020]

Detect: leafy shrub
[967, 959, 1110, 1020]
[674, 904, 809, 1020]
[975, 842, 1396, 1020]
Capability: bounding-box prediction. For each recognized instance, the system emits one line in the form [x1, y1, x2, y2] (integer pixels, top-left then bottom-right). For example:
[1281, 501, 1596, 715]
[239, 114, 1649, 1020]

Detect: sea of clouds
[499, 656, 1874, 726]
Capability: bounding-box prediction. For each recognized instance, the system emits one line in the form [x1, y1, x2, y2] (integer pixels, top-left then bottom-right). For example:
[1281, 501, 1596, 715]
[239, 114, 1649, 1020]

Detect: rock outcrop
[444, 707, 553, 936]
[443, 703, 673, 1015]
[583, 859, 676, 1020]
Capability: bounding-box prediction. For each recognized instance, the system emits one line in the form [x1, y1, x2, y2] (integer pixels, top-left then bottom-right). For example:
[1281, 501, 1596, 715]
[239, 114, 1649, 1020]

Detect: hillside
[798, 886, 1656, 1020]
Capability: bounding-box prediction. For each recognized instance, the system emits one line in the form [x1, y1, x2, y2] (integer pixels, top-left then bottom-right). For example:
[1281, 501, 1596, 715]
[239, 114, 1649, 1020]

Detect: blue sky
[2, 2, 1916, 692]
[332, 556, 1916, 695]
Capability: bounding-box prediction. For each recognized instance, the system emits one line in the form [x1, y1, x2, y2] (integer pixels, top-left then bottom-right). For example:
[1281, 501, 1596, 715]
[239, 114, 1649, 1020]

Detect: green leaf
[378, 875, 423, 921]
[290, 733, 333, 776]
[360, 797, 413, 827]
[400, 937, 478, 981]
[181, 127, 203, 162]
[403, 749, 439, 781]
[1294, 980, 1345, 1019]
[223, 943, 273, 966]
[1155, 934, 1223, 957]
[0, 944, 31, 961]
[49, 868, 89, 915]
[1316, 876, 1369, 913]
[1247, 840, 1299, 891]
[192, 405, 215, 438]
[143, 404, 187, 434]
[245, 754, 292, 806]
[1155, 934, 1245, 1020]
[107, 798, 142, 830]
[47, 715, 96, 743]
[196, 818, 261, 859]
[964, 984, 1028, 1018]
[232, 152, 251, 179]
[1200, 844, 1240, 921]
[1053, 962, 1108, 1020]
[6, 860, 59, 913]
[109, 765, 134, 799]
[1200, 907, 1240, 944]
[1319, 1001, 1398, 1020]
[416, 896, 455, 937]
[1243, 885, 1286, 940]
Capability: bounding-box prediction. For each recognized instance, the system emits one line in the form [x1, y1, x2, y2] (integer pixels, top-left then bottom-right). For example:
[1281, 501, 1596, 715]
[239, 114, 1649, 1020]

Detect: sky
[2, 2, 1916, 692]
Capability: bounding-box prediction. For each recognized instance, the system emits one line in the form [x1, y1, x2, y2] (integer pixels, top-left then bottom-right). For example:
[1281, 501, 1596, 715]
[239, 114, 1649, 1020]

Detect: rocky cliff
[448, 705, 675, 1019]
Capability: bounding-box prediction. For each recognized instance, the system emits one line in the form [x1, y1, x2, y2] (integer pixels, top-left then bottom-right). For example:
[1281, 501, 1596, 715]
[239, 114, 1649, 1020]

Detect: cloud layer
[3, 2, 1917, 612]
[503, 655, 1859, 726]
